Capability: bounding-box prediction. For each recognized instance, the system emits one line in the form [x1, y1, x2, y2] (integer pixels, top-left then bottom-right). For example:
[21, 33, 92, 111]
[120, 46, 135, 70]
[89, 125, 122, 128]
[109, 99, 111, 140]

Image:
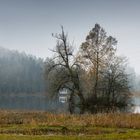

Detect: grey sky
[0, 0, 140, 73]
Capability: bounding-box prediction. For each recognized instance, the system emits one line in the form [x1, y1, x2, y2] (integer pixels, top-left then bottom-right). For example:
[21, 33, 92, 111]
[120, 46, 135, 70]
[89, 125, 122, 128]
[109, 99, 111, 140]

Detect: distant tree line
[0, 47, 45, 94]
[0, 47, 73, 111]
[46, 24, 133, 114]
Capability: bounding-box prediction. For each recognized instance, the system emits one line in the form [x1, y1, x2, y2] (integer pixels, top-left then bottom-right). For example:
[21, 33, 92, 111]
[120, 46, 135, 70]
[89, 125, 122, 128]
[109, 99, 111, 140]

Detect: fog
[0, 47, 139, 112]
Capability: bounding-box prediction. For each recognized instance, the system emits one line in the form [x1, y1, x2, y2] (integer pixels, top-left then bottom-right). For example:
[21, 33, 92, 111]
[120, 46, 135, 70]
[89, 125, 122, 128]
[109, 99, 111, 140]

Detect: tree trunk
[68, 93, 75, 114]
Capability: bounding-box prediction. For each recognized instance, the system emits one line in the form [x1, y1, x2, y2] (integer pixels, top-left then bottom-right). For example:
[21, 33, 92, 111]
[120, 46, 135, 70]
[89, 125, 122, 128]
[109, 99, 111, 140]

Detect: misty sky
[0, 0, 140, 74]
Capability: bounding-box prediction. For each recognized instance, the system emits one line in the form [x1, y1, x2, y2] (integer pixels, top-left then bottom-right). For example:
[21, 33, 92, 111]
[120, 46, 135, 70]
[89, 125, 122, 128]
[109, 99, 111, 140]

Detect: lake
[133, 97, 140, 113]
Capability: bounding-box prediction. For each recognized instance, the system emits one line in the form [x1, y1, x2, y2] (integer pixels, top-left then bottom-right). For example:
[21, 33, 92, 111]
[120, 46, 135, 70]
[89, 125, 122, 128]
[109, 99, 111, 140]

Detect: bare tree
[100, 56, 132, 112]
[46, 27, 85, 114]
[78, 24, 132, 113]
[79, 24, 117, 99]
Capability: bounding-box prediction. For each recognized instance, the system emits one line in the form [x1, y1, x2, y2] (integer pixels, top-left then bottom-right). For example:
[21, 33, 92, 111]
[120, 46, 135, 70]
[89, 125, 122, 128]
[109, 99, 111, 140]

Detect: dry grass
[0, 110, 140, 139]
[0, 110, 140, 129]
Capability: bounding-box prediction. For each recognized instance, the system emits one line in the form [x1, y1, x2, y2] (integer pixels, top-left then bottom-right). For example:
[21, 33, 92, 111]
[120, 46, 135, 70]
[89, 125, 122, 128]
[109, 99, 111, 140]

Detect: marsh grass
[0, 110, 140, 139]
[0, 111, 140, 128]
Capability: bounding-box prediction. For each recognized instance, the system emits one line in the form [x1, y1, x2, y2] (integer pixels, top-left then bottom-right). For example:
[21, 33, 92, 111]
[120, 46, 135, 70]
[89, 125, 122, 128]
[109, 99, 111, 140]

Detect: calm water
[133, 97, 140, 113]
[0, 94, 140, 113]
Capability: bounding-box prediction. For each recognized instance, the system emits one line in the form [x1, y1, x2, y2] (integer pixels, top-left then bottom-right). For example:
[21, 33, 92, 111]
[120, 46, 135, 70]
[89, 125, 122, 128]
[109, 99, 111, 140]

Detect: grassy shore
[0, 111, 140, 139]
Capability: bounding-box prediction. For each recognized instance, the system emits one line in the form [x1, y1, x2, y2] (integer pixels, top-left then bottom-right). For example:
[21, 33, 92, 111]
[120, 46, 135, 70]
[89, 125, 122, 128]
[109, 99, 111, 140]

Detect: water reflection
[134, 106, 140, 113]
